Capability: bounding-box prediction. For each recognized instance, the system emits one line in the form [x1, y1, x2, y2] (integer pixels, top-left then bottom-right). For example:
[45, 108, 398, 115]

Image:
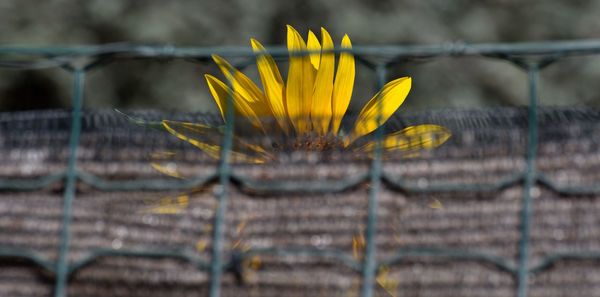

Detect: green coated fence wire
[2, 39, 600, 297]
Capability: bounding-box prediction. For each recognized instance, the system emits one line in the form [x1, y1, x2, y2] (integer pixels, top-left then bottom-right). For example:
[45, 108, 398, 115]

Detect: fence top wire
[1, 39, 600, 70]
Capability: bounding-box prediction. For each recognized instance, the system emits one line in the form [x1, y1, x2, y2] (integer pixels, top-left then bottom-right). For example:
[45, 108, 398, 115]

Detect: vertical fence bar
[361, 64, 387, 297]
[54, 68, 85, 297]
[517, 64, 539, 297]
[209, 79, 236, 297]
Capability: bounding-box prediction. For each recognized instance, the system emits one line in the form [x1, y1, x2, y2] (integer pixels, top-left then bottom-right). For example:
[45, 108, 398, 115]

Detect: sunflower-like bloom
[160, 26, 450, 163]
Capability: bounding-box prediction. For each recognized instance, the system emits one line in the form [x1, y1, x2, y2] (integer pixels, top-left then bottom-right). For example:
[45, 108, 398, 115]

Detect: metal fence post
[54, 68, 85, 297]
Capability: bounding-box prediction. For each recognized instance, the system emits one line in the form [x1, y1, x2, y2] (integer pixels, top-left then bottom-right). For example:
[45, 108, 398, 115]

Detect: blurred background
[1, 0, 600, 112]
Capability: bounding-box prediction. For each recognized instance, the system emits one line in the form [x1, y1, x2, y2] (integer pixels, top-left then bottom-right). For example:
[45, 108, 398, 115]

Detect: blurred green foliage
[1, 0, 599, 112]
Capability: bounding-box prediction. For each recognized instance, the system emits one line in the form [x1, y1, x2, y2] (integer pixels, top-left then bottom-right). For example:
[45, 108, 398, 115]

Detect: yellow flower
[160, 26, 450, 163]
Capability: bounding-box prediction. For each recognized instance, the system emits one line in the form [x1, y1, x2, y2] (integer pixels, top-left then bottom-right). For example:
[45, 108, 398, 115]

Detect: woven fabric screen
[1, 41, 600, 297]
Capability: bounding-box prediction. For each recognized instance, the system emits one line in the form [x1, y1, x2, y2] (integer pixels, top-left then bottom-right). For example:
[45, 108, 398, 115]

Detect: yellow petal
[151, 151, 176, 160]
[286, 25, 314, 135]
[357, 124, 451, 153]
[351, 77, 411, 141]
[205, 74, 229, 122]
[251, 39, 290, 134]
[376, 265, 398, 297]
[236, 220, 246, 233]
[151, 162, 186, 179]
[331, 34, 355, 134]
[211, 55, 272, 119]
[427, 198, 443, 209]
[249, 255, 261, 269]
[310, 27, 334, 135]
[162, 120, 271, 163]
[307, 30, 321, 71]
[139, 195, 185, 214]
[205, 74, 265, 133]
[196, 239, 207, 252]
[352, 237, 360, 260]
[163, 120, 225, 159]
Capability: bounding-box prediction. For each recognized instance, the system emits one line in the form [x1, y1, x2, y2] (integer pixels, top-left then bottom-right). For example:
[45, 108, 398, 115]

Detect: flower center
[272, 134, 347, 151]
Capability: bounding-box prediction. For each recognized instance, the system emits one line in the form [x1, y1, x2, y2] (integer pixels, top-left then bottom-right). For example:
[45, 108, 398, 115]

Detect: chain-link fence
[1, 40, 600, 297]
